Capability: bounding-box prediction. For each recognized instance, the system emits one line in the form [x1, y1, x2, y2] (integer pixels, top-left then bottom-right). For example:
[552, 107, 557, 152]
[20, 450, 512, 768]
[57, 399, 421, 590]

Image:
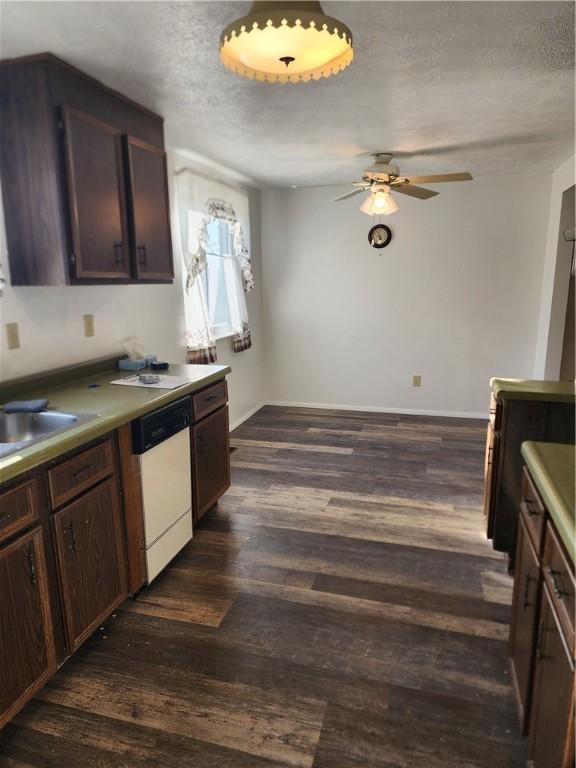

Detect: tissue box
[118, 358, 147, 371]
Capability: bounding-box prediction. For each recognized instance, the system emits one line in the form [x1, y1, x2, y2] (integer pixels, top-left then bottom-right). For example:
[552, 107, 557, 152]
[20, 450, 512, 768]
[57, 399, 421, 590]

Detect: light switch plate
[412, 375, 422, 387]
[6, 322, 20, 350]
[83, 314, 95, 338]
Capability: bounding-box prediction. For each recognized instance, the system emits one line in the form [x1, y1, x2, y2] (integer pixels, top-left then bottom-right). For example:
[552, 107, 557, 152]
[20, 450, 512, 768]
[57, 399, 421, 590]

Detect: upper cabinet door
[125, 137, 174, 281]
[62, 108, 131, 280]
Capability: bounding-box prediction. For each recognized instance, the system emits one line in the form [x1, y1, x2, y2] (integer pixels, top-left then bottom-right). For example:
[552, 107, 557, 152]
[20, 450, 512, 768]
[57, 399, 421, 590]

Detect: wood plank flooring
[0, 405, 527, 767]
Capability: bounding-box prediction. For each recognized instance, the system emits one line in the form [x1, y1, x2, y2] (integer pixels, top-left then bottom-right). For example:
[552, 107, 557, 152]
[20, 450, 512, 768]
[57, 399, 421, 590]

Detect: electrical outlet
[83, 314, 95, 338]
[412, 375, 422, 387]
[6, 322, 20, 350]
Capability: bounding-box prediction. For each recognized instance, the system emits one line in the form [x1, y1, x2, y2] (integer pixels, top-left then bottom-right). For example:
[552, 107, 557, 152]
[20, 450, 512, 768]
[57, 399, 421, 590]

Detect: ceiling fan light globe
[360, 190, 399, 216]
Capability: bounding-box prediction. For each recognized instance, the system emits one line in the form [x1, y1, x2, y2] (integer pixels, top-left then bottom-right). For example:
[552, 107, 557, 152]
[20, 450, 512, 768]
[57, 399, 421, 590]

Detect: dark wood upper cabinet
[126, 137, 174, 280]
[0, 53, 172, 285]
[0, 527, 56, 728]
[63, 108, 131, 280]
[52, 478, 128, 652]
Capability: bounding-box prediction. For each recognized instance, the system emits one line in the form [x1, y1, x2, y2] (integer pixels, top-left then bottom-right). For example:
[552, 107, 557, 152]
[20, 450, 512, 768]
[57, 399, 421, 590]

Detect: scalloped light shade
[220, 1, 353, 83]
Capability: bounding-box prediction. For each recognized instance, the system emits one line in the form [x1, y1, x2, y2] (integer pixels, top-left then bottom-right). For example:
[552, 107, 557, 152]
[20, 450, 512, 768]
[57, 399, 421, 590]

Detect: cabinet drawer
[520, 468, 547, 555]
[543, 521, 575, 652]
[192, 380, 228, 422]
[48, 439, 114, 508]
[0, 479, 40, 545]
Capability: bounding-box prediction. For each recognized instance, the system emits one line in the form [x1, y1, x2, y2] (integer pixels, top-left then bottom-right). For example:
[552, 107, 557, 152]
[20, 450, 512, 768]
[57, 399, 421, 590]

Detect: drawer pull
[73, 467, 92, 482]
[113, 241, 124, 263]
[67, 523, 77, 552]
[137, 244, 147, 265]
[522, 573, 536, 609]
[26, 548, 37, 586]
[0, 512, 13, 523]
[197, 434, 205, 455]
[524, 500, 540, 517]
[535, 619, 546, 662]
[546, 566, 567, 600]
[204, 395, 218, 402]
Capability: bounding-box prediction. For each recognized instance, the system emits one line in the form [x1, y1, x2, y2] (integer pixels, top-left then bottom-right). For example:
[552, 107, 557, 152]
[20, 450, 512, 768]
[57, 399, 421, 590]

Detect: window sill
[212, 326, 236, 342]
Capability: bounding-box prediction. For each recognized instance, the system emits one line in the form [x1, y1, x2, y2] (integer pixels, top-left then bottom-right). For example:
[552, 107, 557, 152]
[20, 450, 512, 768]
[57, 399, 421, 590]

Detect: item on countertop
[138, 373, 161, 385]
[109, 374, 193, 390]
[3, 399, 49, 413]
[150, 361, 169, 371]
[118, 338, 148, 370]
[144, 355, 158, 367]
[118, 358, 147, 371]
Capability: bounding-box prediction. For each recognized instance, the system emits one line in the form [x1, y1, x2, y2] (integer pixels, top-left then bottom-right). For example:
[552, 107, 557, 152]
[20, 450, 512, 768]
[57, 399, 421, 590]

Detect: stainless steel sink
[0, 411, 98, 459]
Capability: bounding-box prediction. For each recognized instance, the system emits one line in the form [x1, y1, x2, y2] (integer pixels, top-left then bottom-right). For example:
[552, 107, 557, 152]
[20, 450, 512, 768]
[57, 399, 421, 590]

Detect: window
[187, 211, 247, 340]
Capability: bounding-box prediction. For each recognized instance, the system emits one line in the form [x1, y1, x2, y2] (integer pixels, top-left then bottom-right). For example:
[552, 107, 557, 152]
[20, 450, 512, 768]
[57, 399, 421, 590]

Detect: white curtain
[175, 169, 253, 361]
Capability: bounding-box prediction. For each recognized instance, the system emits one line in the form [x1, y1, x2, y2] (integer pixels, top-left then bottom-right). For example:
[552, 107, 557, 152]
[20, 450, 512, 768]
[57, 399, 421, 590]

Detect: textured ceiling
[1, 1, 574, 186]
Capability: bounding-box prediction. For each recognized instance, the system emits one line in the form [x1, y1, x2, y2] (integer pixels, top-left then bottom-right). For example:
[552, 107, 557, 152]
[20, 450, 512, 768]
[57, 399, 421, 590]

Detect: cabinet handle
[522, 573, 535, 609]
[0, 511, 13, 524]
[26, 548, 37, 586]
[114, 241, 124, 263]
[524, 500, 540, 517]
[67, 523, 77, 552]
[73, 466, 92, 483]
[535, 619, 546, 662]
[545, 566, 567, 600]
[137, 244, 147, 265]
[198, 434, 205, 455]
[204, 395, 218, 402]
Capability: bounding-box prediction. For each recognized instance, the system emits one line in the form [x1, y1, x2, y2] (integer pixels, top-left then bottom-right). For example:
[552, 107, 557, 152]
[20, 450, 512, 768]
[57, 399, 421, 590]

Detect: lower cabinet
[482, 422, 499, 538]
[192, 405, 230, 523]
[0, 527, 56, 728]
[528, 585, 575, 768]
[509, 514, 541, 732]
[509, 463, 575, 768]
[52, 477, 128, 652]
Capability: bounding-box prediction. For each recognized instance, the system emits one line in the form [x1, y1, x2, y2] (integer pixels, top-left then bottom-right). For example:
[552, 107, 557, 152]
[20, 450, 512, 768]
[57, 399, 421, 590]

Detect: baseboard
[264, 400, 487, 420]
[229, 401, 266, 432]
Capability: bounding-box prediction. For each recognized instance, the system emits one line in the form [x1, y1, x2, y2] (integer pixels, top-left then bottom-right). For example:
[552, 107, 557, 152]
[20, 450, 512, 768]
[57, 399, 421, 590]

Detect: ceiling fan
[333, 153, 473, 215]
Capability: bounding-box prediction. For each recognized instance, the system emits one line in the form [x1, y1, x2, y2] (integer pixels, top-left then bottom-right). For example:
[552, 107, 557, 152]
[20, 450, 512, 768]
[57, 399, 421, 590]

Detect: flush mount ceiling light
[219, 1, 353, 83]
[359, 186, 399, 217]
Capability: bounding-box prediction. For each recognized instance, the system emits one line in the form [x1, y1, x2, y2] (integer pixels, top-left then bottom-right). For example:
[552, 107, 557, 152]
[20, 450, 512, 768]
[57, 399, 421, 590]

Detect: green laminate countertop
[521, 441, 575, 565]
[490, 377, 576, 403]
[0, 362, 230, 485]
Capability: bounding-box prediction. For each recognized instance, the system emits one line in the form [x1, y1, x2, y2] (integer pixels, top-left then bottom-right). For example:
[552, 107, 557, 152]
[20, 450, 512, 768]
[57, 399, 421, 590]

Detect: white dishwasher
[132, 397, 193, 582]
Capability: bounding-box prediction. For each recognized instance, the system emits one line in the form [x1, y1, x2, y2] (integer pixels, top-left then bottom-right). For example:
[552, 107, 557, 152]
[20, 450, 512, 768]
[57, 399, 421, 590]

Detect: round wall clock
[368, 224, 392, 249]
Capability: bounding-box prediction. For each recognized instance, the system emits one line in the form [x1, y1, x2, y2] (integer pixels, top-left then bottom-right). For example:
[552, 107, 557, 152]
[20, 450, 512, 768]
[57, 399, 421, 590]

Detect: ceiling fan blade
[394, 185, 438, 200]
[405, 172, 473, 184]
[332, 187, 370, 202]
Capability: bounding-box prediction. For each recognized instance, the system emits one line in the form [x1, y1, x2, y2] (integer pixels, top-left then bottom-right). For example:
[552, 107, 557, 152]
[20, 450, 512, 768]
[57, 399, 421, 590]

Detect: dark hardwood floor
[0, 406, 526, 767]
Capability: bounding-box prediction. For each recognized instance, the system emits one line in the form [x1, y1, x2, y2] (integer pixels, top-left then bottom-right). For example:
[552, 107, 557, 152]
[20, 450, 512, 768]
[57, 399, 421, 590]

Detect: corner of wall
[533, 155, 576, 379]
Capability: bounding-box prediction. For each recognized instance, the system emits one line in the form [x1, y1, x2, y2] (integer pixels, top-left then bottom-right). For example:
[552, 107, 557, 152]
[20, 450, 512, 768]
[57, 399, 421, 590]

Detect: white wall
[261, 176, 551, 417]
[0, 150, 266, 429]
[533, 155, 575, 379]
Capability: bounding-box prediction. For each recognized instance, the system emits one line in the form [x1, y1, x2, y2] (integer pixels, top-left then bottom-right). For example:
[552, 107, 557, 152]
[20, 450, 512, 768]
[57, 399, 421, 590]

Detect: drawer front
[0, 479, 40, 545]
[48, 439, 114, 509]
[543, 521, 575, 652]
[489, 393, 502, 431]
[192, 380, 228, 422]
[520, 468, 547, 555]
